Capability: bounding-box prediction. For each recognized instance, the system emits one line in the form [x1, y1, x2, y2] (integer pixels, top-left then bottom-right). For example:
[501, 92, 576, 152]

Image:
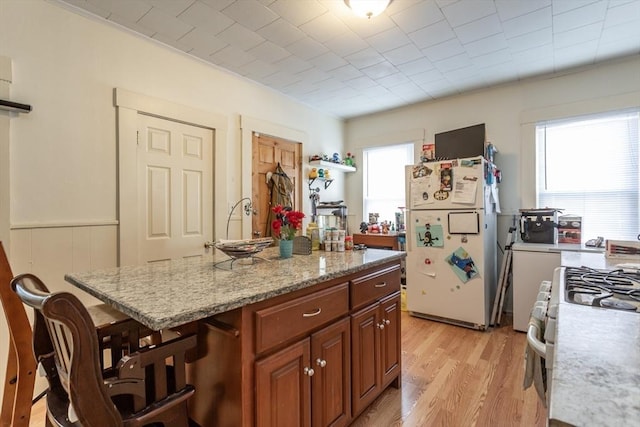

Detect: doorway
[251, 132, 302, 238]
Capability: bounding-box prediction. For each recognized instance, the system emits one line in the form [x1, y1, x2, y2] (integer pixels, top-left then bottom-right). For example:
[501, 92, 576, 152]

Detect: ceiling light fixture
[344, 0, 392, 19]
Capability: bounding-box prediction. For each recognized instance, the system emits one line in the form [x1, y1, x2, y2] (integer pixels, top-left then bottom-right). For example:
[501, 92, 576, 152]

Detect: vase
[279, 239, 293, 259]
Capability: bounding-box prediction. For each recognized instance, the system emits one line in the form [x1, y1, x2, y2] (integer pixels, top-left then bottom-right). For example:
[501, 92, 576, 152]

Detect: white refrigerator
[405, 156, 498, 330]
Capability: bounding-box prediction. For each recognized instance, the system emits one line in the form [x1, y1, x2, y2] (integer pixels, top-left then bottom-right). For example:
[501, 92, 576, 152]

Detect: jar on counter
[345, 236, 353, 250]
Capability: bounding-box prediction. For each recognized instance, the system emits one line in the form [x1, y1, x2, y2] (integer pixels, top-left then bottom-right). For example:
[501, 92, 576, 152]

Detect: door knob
[303, 367, 315, 376]
[384, 319, 391, 325]
[316, 358, 327, 368]
[377, 323, 385, 330]
[204, 241, 215, 249]
[253, 231, 262, 237]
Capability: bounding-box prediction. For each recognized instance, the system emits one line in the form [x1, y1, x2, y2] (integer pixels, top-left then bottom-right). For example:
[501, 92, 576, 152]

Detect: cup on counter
[338, 230, 346, 241]
[324, 240, 333, 252]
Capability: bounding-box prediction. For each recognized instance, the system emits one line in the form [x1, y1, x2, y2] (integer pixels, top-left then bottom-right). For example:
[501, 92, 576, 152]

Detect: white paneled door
[137, 114, 213, 263]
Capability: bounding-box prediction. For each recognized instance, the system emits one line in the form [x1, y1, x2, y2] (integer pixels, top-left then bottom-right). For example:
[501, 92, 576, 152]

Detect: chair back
[12, 273, 196, 427]
[11, 273, 123, 425]
[0, 242, 36, 427]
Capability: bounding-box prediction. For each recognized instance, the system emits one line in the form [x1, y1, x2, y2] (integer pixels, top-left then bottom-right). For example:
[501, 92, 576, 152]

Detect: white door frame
[115, 88, 228, 266]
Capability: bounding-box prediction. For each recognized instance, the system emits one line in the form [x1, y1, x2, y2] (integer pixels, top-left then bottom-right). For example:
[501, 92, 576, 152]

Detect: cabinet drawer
[255, 283, 349, 354]
[351, 264, 400, 310]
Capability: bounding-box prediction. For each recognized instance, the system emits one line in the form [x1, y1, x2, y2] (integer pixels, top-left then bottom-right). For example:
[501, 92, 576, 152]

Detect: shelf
[308, 177, 334, 190]
[309, 160, 356, 173]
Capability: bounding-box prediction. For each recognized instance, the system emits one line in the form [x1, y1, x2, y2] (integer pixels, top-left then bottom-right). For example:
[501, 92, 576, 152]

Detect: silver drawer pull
[374, 282, 387, 288]
[302, 308, 322, 317]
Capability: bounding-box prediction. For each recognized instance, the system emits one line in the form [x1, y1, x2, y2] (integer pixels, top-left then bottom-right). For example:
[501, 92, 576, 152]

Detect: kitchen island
[66, 247, 406, 426]
[550, 251, 640, 426]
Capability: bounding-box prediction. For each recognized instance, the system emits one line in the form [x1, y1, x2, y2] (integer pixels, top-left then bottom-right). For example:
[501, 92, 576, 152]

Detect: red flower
[271, 205, 305, 240]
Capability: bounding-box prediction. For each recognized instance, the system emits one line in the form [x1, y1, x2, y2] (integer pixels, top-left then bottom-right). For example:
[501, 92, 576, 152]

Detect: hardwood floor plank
[30, 312, 546, 427]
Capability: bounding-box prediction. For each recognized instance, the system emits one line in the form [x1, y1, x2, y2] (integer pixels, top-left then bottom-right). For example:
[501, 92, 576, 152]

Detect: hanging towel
[523, 316, 547, 406]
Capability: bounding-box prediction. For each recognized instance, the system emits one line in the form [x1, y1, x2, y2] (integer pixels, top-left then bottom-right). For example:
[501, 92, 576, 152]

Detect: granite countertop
[65, 247, 405, 331]
[549, 252, 640, 426]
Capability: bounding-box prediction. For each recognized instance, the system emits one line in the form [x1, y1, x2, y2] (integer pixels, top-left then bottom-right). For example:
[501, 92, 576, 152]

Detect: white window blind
[536, 110, 639, 241]
[363, 143, 414, 225]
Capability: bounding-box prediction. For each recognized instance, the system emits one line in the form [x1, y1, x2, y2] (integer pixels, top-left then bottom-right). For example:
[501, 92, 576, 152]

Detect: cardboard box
[558, 215, 581, 244]
[606, 239, 640, 259]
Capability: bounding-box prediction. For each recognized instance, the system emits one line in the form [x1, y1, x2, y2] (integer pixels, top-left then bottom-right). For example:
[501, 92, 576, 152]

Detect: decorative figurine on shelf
[344, 152, 354, 166]
[332, 153, 341, 164]
[381, 221, 390, 234]
[360, 222, 368, 233]
[309, 154, 322, 161]
[322, 153, 330, 161]
[309, 168, 318, 179]
[318, 168, 324, 178]
[324, 169, 330, 179]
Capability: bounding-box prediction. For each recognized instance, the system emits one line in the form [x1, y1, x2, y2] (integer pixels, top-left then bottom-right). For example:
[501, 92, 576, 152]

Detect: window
[536, 110, 639, 241]
[363, 143, 414, 226]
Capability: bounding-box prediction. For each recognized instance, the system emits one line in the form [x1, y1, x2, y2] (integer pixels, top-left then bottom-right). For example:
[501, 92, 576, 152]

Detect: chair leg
[1, 337, 35, 427]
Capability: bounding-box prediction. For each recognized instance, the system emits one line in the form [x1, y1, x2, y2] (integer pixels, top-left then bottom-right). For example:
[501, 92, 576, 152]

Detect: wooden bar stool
[11, 273, 197, 427]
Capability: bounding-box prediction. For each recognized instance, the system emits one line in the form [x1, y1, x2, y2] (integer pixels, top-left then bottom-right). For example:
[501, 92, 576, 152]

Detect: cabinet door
[350, 303, 381, 417]
[311, 317, 351, 427]
[255, 338, 311, 427]
[379, 292, 401, 388]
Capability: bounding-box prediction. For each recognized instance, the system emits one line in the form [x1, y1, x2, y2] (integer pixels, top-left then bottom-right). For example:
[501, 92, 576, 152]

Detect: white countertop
[548, 251, 640, 426]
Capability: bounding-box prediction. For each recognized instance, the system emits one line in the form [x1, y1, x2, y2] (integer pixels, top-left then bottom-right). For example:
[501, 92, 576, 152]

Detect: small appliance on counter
[519, 209, 560, 244]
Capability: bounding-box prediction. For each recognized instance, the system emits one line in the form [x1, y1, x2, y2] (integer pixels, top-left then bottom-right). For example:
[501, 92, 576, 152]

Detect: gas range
[563, 266, 640, 313]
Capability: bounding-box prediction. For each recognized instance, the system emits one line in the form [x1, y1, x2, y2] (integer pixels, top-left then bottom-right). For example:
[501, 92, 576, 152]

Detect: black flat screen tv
[434, 123, 485, 160]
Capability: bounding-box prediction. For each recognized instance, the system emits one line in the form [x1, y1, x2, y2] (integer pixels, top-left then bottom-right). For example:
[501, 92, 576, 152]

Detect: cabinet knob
[377, 323, 385, 330]
[384, 319, 391, 326]
[303, 367, 315, 376]
[316, 358, 327, 368]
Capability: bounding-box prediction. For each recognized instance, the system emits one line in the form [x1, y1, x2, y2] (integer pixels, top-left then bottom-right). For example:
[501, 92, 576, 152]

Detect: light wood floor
[29, 312, 546, 426]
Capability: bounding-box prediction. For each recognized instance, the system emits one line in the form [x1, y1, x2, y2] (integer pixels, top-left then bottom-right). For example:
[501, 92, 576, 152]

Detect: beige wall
[343, 56, 640, 227]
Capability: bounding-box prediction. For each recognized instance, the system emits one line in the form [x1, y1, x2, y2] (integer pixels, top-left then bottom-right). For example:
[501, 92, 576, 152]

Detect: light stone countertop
[65, 247, 405, 331]
[549, 252, 640, 426]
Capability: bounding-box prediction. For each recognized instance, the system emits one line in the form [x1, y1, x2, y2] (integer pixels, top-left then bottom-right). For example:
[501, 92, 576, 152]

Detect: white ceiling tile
[554, 22, 602, 49]
[464, 33, 509, 58]
[138, 6, 194, 40]
[286, 36, 329, 60]
[309, 51, 349, 71]
[63, 0, 111, 18]
[179, 27, 228, 53]
[86, 0, 151, 20]
[495, 0, 551, 21]
[502, 6, 552, 39]
[292, 67, 332, 84]
[366, 27, 412, 53]
[454, 13, 502, 44]
[328, 64, 364, 81]
[148, 0, 195, 17]
[441, 0, 496, 27]
[553, 40, 599, 68]
[552, 1, 608, 33]
[396, 57, 435, 76]
[344, 14, 398, 39]
[511, 43, 554, 64]
[551, 0, 600, 15]
[237, 58, 279, 79]
[344, 47, 386, 69]
[383, 43, 425, 66]
[434, 53, 472, 72]
[506, 27, 552, 51]
[247, 40, 291, 62]
[604, 0, 640, 28]
[344, 75, 378, 90]
[390, 0, 445, 33]
[179, 2, 234, 35]
[324, 30, 369, 56]
[410, 68, 446, 85]
[268, 0, 328, 26]
[599, 19, 640, 44]
[108, 12, 157, 37]
[408, 20, 456, 49]
[471, 49, 512, 68]
[216, 23, 265, 51]
[152, 31, 194, 52]
[212, 45, 256, 67]
[422, 38, 465, 62]
[221, 0, 279, 31]
[377, 72, 411, 88]
[199, 0, 235, 12]
[361, 61, 399, 79]
[299, 12, 349, 43]
[257, 18, 306, 45]
[596, 37, 640, 61]
[275, 55, 313, 74]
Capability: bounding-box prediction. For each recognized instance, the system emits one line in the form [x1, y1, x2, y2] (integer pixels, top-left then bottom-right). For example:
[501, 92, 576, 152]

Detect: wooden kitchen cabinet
[350, 292, 401, 416]
[189, 260, 402, 427]
[255, 318, 351, 427]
